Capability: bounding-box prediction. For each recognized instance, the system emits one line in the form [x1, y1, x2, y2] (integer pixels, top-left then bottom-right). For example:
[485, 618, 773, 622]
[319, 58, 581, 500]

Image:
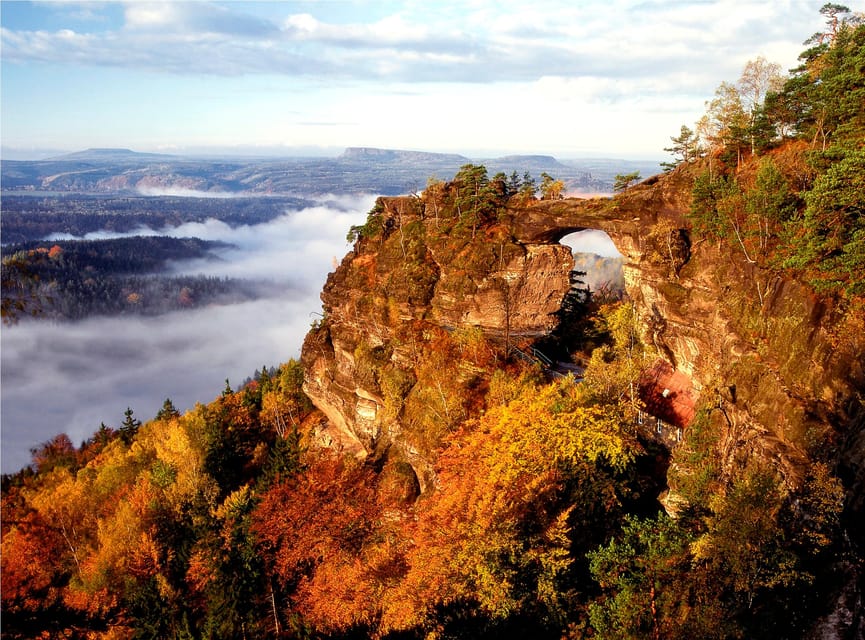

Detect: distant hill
[47, 148, 178, 163]
[338, 147, 470, 165]
[482, 154, 570, 170]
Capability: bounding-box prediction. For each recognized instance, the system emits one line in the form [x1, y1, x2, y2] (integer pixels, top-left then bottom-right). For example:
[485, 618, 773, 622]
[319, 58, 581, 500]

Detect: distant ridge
[339, 147, 471, 164]
[484, 154, 569, 169]
[47, 148, 177, 162]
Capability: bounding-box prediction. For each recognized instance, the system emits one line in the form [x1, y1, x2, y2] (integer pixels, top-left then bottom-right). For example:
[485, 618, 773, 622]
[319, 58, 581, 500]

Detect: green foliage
[783, 10, 865, 150]
[661, 125, 699, 170]
[668, 409, 721, 509]
[785, 148, 865, 296]
[119, 407, 142, 444]
[588, 515, 726, 639]
[613, 171, 641, 192]
[346, 200, 386, 243]
[453, 164, 505, 235]
[745, 157, 798, 224]
[578, 302, 644, 407]
[699, 467, 803, 600]
[688, 171, 734, 240]
[156, 398, 180, 421]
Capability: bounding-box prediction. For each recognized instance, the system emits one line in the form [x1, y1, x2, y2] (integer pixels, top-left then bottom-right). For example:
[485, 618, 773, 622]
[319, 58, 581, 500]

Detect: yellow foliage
[142, 415, 208, 507]
[381, 378, 640, 631]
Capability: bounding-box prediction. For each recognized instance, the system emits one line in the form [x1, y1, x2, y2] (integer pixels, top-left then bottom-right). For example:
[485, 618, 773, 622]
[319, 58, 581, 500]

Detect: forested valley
[1, 237, 271, 320]
[0, 195, 313, 245]
[2, 6, 864, 640]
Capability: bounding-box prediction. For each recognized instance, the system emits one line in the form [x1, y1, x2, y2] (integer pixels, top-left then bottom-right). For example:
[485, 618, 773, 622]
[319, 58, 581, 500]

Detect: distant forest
[1, 236, 267, 320]
[572, 253, 625, 298]
[0, 194, 311, 244]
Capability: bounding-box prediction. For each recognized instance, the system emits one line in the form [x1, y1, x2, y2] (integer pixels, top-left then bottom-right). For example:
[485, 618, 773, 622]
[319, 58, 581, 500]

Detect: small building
[637, 360, 698, 446]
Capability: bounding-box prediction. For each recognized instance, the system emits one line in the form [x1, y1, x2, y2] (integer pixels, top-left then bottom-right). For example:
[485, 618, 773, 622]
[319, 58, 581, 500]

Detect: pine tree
[119, 407, 141, 444]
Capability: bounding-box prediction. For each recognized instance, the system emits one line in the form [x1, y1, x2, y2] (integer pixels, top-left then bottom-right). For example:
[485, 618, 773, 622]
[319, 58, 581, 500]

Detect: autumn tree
[738, 56, 785, 153]
[381, 378, 641, 635]
[252, 454, 382, 633]
[578, 301, 645, 409]
[701, 81, 750, 167]
[540, 172, 565, 200]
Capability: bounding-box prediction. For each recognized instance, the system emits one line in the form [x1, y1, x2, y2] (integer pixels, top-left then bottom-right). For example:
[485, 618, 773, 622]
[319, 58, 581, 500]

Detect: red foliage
[1, 510, 68, 615]
[253, 454, 380, 584]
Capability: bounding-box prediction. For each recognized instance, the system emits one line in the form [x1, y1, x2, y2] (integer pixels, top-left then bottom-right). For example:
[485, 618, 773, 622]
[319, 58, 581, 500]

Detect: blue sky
[0, 1, 837, 159]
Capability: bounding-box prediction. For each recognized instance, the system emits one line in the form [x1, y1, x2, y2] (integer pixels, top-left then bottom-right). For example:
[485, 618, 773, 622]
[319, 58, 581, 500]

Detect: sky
[0, 0, 834, 159]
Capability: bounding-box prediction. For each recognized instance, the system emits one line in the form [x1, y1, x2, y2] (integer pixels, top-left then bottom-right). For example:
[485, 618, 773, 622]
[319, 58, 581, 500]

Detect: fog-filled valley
[1, 195, 376, 471]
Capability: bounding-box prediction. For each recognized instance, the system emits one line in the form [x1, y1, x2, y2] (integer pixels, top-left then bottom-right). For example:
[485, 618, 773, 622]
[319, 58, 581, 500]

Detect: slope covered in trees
[2, 7, 864, 639]
[1, 236, 266, 320]
[667, 3, 865, 302]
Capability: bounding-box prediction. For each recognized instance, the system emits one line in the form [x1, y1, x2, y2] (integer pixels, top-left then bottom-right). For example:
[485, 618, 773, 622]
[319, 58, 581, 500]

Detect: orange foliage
[253, 453, 391, 632]
[254, 454, 379, 582]
[1, 511, 67, 614]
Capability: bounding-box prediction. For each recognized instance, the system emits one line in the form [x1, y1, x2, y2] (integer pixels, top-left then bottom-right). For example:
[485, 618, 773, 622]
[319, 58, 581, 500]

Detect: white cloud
[2, 1, 820, 85]
[1, 1, 828, 156]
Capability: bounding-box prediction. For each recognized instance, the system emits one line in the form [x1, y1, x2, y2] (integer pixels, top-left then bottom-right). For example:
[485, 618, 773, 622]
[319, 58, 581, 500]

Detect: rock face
[302, 167, 864, 518]
[301, 195, 575, 488]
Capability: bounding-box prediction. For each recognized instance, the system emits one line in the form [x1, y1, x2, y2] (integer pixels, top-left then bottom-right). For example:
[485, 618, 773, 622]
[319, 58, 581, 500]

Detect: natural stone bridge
[301, 173, 696, 480]
[509, 170, 693, 250]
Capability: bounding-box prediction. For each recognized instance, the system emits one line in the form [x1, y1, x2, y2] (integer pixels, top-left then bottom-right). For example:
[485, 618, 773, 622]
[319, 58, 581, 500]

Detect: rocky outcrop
[302, 166, 864, 521]
[301, 195, 576, 488]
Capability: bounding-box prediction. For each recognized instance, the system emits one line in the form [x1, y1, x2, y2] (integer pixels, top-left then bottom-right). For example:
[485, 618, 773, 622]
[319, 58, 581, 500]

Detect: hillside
[2, 10, 864, 640]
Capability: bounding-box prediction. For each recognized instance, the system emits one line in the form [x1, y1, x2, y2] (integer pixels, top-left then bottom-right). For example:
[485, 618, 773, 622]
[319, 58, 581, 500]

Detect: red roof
[638, 360, 698, 428]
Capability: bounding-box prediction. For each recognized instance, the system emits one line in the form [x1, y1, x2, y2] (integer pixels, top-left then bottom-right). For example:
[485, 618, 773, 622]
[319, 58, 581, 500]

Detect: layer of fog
[135, 186, 242, 198]
[1, 196, 375, 473]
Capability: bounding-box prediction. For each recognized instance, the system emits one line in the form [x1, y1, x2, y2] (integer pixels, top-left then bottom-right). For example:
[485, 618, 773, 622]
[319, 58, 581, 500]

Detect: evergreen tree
[613, 171, 642, 192]
[156, 398, 180, 421]
[662, 125, 699, 170]
[119, 407, 141, 444]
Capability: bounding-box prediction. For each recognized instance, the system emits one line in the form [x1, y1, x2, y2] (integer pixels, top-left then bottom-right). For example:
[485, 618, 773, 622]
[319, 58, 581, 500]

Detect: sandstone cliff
[301, 194, 575, 489]
[303, 167, 864, 503]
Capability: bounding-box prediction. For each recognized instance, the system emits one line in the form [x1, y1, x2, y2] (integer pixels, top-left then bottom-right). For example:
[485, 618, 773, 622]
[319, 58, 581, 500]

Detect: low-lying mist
[1, 196, 375, 472]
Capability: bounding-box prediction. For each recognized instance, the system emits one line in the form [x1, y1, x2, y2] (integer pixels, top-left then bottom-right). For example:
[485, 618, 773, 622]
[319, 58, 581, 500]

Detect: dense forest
[1, 7, 863, 639]
[1, 236, 269, 320]
[0, 195, 311, 244]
